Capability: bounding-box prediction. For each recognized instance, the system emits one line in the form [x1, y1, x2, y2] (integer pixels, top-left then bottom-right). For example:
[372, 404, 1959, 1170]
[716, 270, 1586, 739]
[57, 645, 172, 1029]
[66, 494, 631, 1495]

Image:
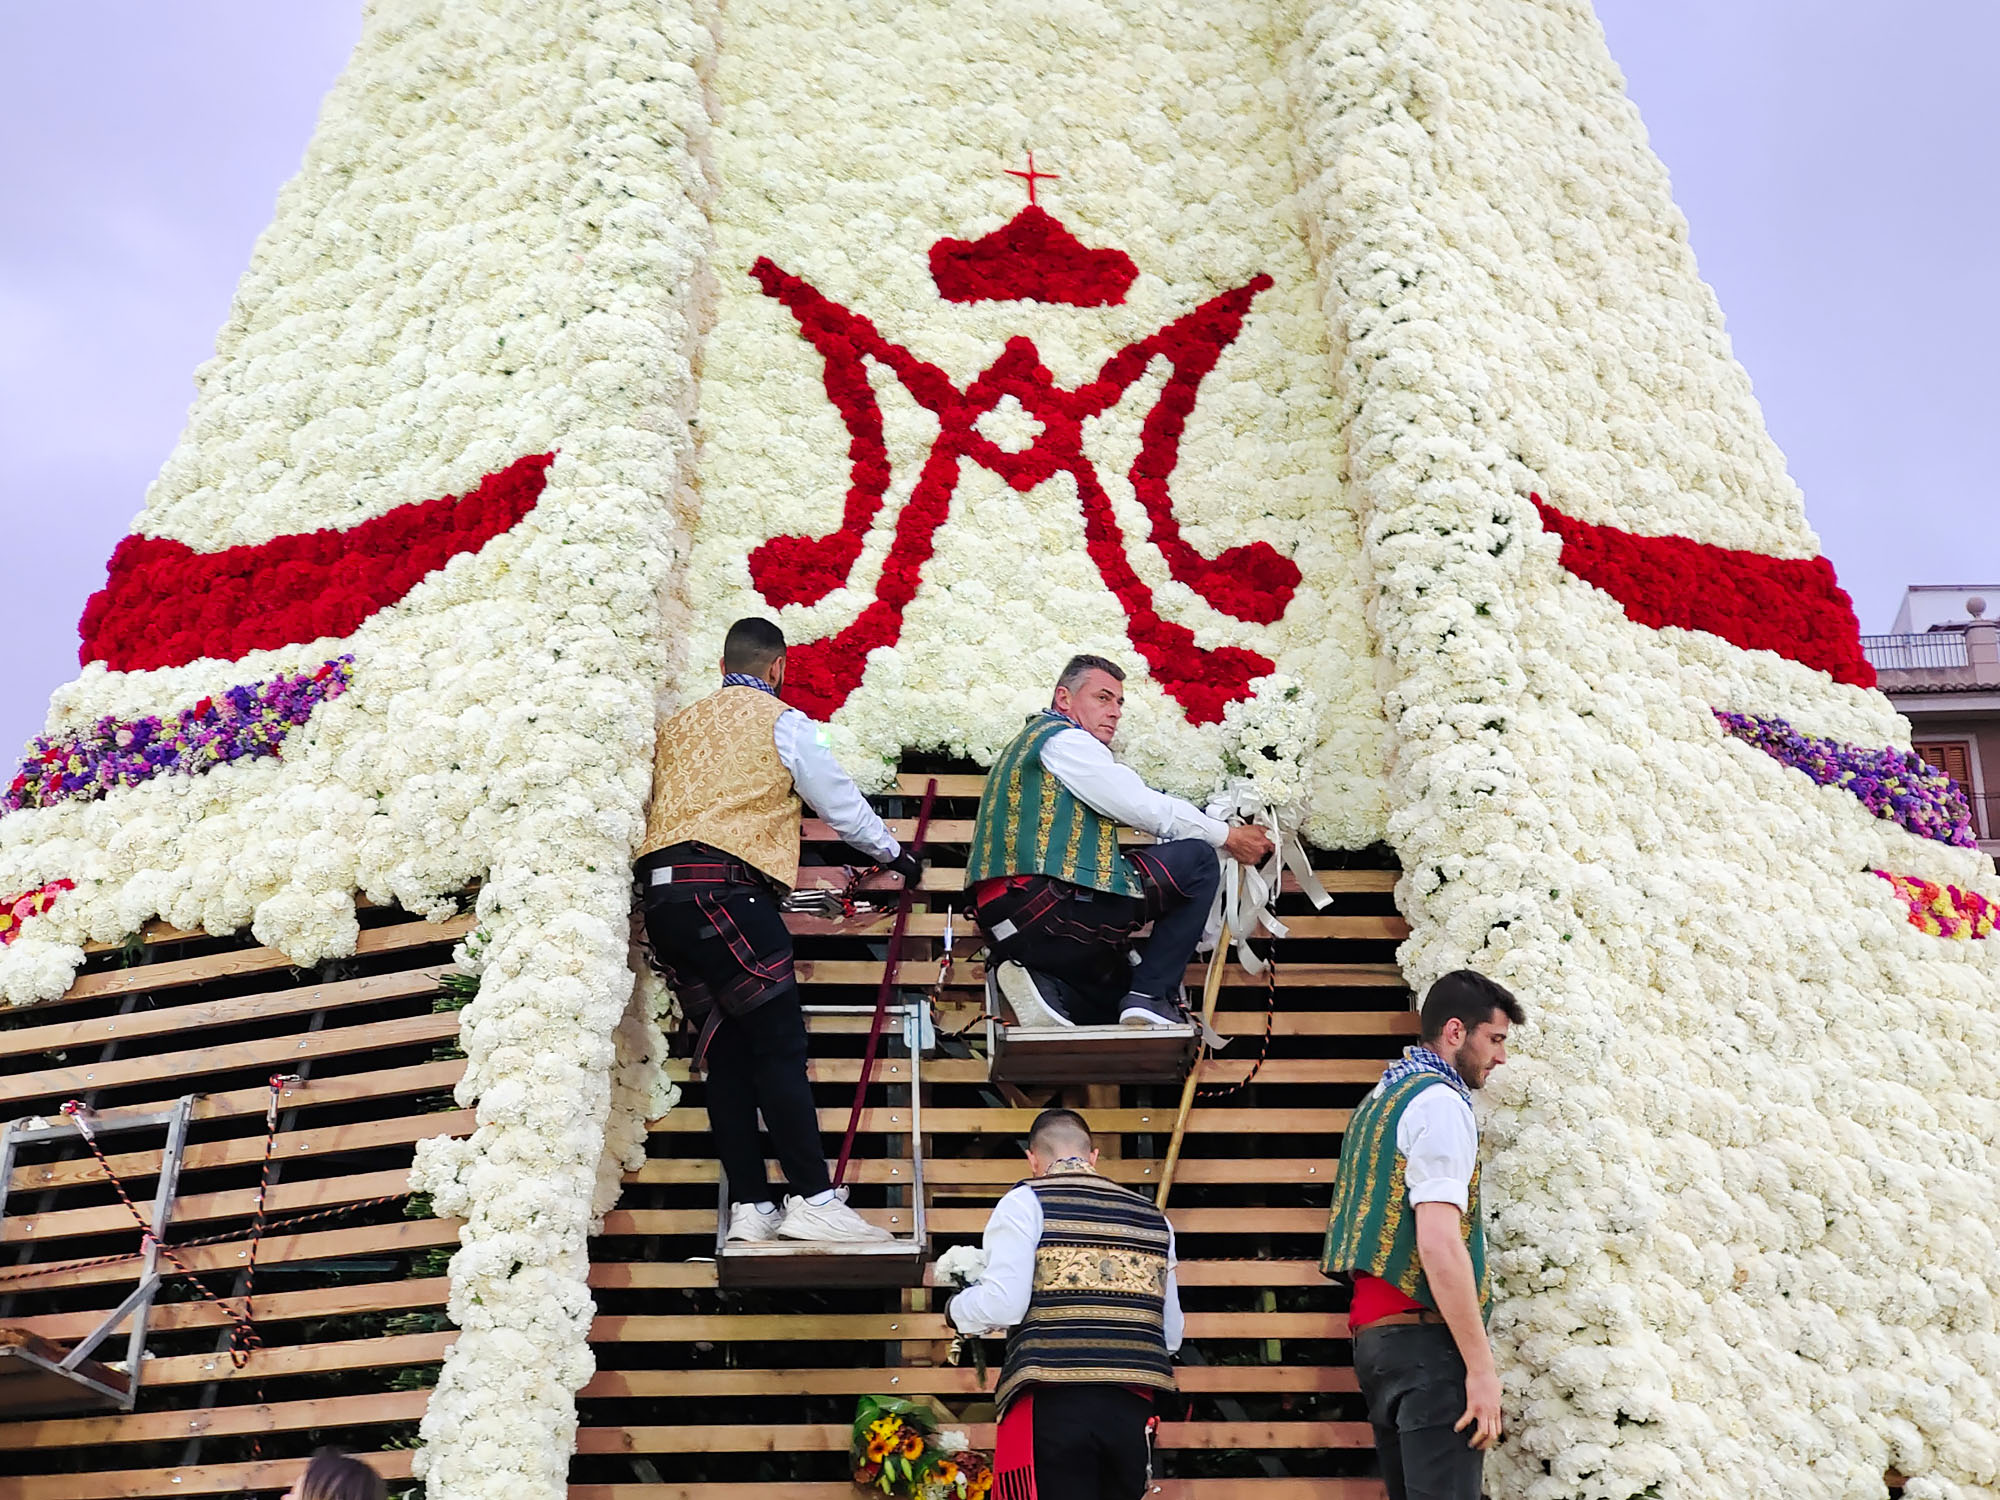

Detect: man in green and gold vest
[967, 653, 1272, 1029]
[1321, 970, 1524, 1500]
[946, 1108, 1183, 1500]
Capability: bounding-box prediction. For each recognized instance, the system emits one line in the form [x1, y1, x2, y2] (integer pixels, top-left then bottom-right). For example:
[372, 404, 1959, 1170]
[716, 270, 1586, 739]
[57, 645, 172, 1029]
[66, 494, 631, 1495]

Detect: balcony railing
[1861, 632, 1970, 671]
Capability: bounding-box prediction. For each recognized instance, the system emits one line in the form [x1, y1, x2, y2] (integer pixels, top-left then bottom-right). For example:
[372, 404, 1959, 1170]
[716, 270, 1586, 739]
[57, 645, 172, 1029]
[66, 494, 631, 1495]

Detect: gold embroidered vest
[639, 685, 800, 887]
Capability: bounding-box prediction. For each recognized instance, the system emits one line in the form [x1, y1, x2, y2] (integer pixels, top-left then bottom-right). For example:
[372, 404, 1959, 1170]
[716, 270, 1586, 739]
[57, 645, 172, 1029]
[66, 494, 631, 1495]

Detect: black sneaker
[996, 961, 1076, 1028]
[1119, 990, 1188, 1029]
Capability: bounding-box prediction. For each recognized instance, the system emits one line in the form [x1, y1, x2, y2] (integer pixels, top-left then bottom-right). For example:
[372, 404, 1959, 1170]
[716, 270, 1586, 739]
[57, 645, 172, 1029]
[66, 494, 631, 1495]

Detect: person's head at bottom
[1024, 1106, 1098, 1176]
[1419, 968, 1524, 1089]
[280, 1449, 385, 1500]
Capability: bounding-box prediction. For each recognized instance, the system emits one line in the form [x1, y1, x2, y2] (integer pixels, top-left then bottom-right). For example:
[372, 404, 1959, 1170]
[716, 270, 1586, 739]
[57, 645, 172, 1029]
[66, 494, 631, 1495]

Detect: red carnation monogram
[747, 169, 1299, 724]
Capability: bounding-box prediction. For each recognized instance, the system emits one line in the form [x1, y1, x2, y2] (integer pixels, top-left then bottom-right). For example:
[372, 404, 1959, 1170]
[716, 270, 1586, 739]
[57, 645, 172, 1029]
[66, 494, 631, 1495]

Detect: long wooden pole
[832, 778, 937, 1189]
[1154, 919, 1230, 1209]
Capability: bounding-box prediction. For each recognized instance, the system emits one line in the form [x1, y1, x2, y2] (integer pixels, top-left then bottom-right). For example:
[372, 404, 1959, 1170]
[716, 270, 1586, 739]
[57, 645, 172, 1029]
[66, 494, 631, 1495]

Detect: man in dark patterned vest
[946, 1108, 1183, 1500]
[1321, 970, 1524, 1500]
[966, 654, 1273, 1029]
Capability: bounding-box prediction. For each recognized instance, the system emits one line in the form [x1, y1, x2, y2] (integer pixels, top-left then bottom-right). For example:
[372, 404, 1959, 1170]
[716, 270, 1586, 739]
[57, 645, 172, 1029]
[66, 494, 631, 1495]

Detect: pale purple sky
[2, 5, 1995, 765]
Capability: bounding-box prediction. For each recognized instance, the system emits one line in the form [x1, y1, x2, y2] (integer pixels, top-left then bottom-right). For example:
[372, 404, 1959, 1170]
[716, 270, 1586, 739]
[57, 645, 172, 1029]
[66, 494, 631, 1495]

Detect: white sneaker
[779, 1191, 893, 1243]
[726, 1202, 784, 1243]
[996, 961, 1074, 1029]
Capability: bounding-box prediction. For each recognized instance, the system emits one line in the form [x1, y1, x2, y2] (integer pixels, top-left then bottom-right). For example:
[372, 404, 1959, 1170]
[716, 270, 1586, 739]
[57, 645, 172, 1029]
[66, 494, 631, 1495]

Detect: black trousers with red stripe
[638, 844, 830, 1205]
[975, 839, 1220, 1024]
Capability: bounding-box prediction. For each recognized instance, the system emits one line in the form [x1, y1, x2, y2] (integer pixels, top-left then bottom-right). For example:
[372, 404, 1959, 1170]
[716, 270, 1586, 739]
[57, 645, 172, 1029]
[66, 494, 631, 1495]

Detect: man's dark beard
[1451, 1041, 1482, 1088]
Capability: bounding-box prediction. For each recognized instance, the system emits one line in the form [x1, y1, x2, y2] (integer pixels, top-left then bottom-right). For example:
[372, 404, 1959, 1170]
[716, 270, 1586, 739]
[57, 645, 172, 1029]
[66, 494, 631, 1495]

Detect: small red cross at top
[1006, 152, 1060, 206]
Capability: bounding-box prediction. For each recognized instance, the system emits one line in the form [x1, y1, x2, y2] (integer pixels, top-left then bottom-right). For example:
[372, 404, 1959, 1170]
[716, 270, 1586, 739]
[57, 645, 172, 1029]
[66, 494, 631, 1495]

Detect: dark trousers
[1353, 1324, 1484, 1500]
[1031, 1385, 1153, 1500]
[976, 839, 1219, 1023]
[639, 861, 829, 1205]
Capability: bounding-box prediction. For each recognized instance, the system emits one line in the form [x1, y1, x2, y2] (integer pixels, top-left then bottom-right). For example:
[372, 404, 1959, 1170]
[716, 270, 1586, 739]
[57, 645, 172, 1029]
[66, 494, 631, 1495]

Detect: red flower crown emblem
[745, 185, 1300, 724]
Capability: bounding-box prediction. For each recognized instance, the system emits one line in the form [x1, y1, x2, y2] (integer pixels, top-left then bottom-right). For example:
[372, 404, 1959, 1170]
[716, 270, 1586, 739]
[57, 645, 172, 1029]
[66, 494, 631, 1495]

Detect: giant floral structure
[1, 1, 1996, 1498]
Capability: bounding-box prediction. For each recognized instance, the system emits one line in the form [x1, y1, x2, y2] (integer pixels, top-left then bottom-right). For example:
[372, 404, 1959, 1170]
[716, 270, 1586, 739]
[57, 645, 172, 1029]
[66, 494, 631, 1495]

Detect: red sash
[993, 1391, 1036, 1500]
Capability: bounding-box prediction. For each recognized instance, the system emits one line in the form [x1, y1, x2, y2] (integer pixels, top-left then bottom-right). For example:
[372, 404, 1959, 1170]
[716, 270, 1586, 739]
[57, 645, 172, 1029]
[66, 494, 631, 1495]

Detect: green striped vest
[966, 713, 1140, 898]
[994, 1169, 1177, 1412]
[1319, 1071, 1490, 1321]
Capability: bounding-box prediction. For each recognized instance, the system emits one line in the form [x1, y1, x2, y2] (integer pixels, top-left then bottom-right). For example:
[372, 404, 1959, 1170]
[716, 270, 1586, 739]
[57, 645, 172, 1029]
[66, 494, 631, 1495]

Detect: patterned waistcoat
[1318, 1072, 1490, 1321]
[638, 685, 801, 887]
[965, 713, 1140, 898]
[994, 1167, 1177, 1413]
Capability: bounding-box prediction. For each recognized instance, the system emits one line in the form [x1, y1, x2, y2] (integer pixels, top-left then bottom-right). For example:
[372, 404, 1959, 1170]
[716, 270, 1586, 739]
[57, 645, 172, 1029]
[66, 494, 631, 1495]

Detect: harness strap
[832, 778, 937, 1189]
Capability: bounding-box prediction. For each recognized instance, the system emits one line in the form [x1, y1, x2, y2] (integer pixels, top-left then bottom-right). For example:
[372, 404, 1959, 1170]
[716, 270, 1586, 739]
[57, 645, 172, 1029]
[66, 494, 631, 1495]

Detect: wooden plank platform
[0, 763, 1410, 1496]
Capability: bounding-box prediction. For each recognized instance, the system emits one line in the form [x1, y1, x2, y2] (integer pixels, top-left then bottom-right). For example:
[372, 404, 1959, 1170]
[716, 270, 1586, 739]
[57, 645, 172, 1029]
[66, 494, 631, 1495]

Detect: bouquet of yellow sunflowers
[850, 1395, 994, 1499]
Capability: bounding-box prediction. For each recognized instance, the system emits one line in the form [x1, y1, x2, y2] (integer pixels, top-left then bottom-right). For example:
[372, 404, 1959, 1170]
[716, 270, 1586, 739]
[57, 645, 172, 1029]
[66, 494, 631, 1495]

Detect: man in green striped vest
[967, 654, 1273, 1028]
[1321, 970, 1524, 1500]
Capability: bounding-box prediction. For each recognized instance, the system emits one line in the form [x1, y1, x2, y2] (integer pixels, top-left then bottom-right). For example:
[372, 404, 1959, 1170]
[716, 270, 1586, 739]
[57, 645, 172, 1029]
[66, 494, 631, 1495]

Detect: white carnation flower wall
[677, 0, 1390, 850]
[1291, 2, 2000, 1497]
[0, 1, 718, 1494]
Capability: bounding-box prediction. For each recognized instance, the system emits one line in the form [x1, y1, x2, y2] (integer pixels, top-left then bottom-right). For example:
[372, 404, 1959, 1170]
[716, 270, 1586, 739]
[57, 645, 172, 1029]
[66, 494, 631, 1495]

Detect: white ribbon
[1204, 783, 1333, 976]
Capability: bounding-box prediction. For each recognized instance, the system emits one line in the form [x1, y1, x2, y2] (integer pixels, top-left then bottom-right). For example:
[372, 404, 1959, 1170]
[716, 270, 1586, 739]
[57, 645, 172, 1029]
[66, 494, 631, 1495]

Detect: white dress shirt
[772, 710, 901, 864]
[1387, 1083, 1479, 1211]
[1038, 725, 1229, 847]
[945, 1181, 1185, 1351]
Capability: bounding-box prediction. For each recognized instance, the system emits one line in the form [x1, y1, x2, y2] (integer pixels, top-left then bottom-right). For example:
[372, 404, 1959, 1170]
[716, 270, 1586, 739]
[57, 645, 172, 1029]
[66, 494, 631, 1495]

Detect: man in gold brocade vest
[637, 617, 922, 1245]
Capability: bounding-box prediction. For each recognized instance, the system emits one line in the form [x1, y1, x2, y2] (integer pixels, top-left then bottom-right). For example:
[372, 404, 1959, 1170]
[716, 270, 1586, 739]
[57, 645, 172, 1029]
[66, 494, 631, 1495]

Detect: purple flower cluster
[4, 657, 354, 813]
[1713, 708, 1977, 848]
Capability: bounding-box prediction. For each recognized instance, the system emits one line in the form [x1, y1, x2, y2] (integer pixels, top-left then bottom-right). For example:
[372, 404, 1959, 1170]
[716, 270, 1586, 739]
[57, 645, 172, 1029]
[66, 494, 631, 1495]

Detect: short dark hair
[296, 1449, 386, 1500]
[722, 617, 786, 677]
[1055, 654, 1124, 696]
[1419, 969, 1524, 1044]
[1028, 1107, 1094, 1159]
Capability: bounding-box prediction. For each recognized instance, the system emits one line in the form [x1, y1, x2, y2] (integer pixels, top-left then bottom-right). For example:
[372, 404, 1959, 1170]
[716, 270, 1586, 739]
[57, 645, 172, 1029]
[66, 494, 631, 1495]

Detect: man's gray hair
[1055, 653, 1125, 696]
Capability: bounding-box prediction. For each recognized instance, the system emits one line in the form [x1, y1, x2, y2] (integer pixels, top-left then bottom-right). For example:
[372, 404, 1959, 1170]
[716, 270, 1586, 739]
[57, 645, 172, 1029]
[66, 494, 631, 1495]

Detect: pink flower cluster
[1874, 871, 1997, 940]
[0, 879, 74, 946]
[1714, 709, 1976, 848]
[4, 657, 354, 813]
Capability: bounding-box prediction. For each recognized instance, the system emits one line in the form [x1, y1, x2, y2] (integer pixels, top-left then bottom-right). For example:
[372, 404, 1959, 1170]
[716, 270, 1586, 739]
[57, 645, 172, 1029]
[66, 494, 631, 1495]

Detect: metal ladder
[0, 1095, 196, 1413]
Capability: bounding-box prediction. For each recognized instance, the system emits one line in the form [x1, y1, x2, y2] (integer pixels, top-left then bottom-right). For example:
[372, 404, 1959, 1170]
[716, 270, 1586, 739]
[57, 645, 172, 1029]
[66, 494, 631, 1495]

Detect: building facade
[1864, 586, 2000, 866]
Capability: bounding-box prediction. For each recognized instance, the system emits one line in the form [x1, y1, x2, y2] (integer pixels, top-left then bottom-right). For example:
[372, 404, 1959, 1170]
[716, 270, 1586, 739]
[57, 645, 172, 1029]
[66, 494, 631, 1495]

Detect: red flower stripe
[1530, 495, 1874, 688]
[78, 453, 555, 673]
[747, 258, 1298, 722]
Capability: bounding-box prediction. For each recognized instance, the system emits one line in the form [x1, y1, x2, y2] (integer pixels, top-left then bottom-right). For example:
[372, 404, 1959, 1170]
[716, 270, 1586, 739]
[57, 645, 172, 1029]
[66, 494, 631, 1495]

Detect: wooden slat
[794, 866, 1364, 897]
[790, 958, 1401, 989]
[0, 1216, 459, 1294]
[645, 1106, 1350, 1135]
[4, 1166, 414, 1244]
[576, 1420, 1371, 1453]
[0, 1449, 417, 1500]
[586, 1312, 1344, 1341]
[0, 1010, 462, 1107]
[137, 1330, 454, 1390]
[799, 1007, 1417, 1036]
[598, 1207, 1329, 1238]
[0, 967, 446, 1061]
[9, 1276, 451, 1344]
[0, 1388, 430, 1449]
[11, 1106, 475, 1195]
[578, 1259, 1331, 1294]
[47, 912, 474, 1006]
[579, 1364, 1357, 1398]
[787, 912, 1408, 940]
[626, 1157, 1343, 1189]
